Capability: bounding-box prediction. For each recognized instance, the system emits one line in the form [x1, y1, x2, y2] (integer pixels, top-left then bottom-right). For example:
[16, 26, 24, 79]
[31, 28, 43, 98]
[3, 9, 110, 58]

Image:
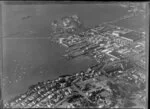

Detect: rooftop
[108, 50, 124, 59]
[120, 31, 142, 42]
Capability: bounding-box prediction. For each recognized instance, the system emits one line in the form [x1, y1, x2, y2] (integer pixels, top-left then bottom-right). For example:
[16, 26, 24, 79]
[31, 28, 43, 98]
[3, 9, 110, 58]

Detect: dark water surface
[2, 3, 130, 101]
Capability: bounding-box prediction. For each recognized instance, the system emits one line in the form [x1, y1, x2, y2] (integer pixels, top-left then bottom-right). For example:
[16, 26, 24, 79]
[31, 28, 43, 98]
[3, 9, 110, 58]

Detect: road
[54, 94, 72, 108]
[72, 83, 93, 104]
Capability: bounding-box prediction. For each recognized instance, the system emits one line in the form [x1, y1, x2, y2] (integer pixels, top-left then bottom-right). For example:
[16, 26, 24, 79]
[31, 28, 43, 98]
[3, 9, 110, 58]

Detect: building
[107, 50, 124, 60]
[112, 31, 120, 37]
[120, 31, 142, 42]
[113, 35, 132, 47]
[113, 30, 143, 47]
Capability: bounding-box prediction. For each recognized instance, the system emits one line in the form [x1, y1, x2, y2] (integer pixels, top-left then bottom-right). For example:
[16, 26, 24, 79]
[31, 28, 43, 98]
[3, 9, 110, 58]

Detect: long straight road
[54, 94, 72, 108]
[72, 83, 93, 104]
